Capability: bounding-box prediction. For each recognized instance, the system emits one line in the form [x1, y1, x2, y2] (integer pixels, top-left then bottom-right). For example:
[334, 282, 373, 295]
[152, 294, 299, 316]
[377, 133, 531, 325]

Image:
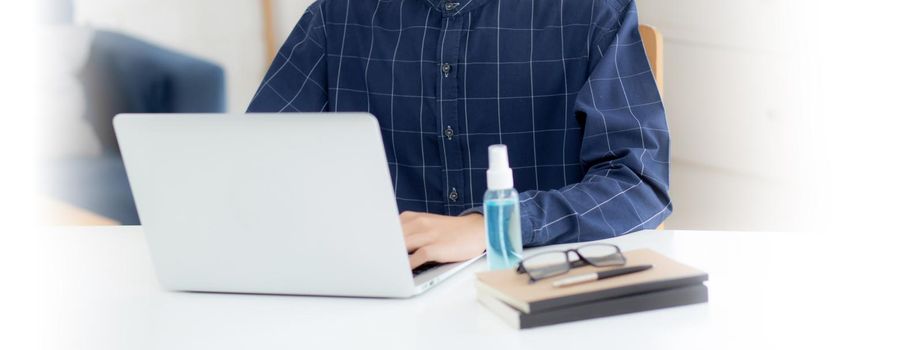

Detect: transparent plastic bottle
[483, 145, 523, 270]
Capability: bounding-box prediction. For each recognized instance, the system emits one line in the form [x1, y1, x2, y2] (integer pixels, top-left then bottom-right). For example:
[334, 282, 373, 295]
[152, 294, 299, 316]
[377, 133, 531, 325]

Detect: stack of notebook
[475, 249, 709, 329]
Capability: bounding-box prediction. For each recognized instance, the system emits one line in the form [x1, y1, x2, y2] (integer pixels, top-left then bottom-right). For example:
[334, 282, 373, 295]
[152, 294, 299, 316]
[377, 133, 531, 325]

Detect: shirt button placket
[438, 10, 465, 214]
[444, 1, 460, 12]
[441, 62, 452, 77]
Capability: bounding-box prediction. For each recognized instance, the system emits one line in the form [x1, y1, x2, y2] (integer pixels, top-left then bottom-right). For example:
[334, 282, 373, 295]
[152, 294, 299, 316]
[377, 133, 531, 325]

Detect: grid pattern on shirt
[247, 0, 671, 247]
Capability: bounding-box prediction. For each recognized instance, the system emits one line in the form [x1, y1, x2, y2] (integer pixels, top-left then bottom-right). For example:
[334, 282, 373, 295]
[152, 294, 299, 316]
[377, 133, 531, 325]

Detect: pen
[552, 264, 654, 288]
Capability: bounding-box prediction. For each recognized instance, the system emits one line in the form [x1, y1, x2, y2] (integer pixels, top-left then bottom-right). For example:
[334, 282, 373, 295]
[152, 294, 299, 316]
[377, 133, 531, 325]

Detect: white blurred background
[57, 0, 919, 232]
[0, 0, 911, 233]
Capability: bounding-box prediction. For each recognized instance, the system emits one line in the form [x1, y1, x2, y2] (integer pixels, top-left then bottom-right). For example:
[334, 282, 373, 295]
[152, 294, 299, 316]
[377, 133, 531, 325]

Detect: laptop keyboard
[412, 262, 442, 277]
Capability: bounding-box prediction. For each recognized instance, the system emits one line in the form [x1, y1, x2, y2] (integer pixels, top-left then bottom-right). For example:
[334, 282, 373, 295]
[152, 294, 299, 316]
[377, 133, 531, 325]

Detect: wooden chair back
[639, 24, 664, 95]
[639, 24, 667, 230]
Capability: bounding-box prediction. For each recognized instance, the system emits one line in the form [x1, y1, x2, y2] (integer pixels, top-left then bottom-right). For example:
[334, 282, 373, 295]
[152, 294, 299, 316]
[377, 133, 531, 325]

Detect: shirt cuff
[463, 205, 537, 247]
[518, 202, 537, 247]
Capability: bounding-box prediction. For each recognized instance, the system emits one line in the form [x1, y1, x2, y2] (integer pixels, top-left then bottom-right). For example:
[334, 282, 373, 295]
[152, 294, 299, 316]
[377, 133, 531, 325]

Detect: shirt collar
[421, 0, 492, 17]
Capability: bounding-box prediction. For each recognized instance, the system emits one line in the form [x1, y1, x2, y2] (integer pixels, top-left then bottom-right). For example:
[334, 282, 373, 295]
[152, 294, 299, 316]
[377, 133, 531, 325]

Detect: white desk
[38, 227, 917, 350]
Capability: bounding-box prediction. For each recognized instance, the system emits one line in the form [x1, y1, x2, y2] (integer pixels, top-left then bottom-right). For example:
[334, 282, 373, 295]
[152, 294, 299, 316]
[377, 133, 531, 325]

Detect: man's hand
[400, 211, 485, 269]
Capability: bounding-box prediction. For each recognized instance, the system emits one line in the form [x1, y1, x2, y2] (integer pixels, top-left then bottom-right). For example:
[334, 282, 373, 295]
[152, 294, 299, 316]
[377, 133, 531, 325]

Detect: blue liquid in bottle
[483, 145, 523, 270]
[484, 190, 523, 270]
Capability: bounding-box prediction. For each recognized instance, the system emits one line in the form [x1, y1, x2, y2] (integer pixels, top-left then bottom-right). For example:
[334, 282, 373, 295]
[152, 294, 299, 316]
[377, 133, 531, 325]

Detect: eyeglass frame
[515, 243, 626, 283]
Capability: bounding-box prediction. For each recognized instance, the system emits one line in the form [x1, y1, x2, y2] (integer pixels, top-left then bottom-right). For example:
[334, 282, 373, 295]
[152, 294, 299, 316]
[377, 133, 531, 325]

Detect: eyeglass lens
[520, 244, 625, 281]
[577, 244, 626, 266]
[520, 251, 570, 280]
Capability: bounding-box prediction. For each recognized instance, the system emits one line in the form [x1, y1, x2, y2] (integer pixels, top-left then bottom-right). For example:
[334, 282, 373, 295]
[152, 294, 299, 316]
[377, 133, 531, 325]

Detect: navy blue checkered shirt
[247, 0, 671, 246]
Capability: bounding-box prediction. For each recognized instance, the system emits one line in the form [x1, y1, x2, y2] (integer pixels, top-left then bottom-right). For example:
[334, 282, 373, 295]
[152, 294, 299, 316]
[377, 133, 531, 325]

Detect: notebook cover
[475, 249, 708, 313]
[478, 283, 709, 329]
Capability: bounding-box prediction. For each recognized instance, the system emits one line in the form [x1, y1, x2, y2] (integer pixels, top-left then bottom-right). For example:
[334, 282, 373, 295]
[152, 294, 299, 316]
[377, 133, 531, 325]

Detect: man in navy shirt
[248, 0, 671, 268]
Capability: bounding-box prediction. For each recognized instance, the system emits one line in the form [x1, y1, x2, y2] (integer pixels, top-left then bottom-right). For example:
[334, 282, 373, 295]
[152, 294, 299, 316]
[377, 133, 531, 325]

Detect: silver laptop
[114, 113, 481, 298]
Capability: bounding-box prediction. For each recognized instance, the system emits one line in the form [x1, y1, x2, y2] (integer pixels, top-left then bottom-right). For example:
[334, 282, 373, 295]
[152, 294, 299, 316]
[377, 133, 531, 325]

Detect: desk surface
[39, 227, 916, 350]
[40, 198, 119, 226]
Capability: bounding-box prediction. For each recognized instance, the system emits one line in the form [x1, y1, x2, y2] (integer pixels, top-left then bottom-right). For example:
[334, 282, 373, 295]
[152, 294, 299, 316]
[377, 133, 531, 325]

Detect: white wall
[637, 0, 812, 230]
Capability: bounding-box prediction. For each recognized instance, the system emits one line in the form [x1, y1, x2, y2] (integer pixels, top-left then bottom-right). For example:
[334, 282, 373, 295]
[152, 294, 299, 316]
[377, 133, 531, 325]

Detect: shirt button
[449, 188, 460, 202]
[444, 1, 459, 11]
[443, 126, 454, 140]
[441, 62, 452, 76]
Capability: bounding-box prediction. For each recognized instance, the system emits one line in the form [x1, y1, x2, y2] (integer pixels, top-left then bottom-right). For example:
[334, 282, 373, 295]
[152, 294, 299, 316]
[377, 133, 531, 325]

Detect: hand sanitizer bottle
[484, 145, 523, 270]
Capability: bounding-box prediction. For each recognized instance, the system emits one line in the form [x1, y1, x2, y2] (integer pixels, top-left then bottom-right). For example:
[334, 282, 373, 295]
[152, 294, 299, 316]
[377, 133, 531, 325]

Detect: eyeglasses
[516, 244, 626, 283]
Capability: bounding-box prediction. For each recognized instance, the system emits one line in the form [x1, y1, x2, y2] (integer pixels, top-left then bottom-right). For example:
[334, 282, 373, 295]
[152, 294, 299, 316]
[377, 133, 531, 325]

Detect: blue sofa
[46, 29, 226, 224]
